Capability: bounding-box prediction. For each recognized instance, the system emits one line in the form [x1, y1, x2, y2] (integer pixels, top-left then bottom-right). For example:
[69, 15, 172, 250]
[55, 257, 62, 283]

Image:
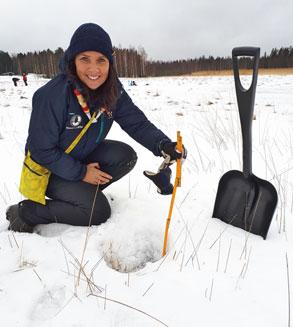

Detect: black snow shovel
[212, 47, 278, 239]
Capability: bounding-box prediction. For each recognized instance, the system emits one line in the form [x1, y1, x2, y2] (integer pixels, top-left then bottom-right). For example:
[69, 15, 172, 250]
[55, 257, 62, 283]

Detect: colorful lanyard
[73, 88, 96, 120]
[73, 88, 112, 120]
[73, 87, 112, 143]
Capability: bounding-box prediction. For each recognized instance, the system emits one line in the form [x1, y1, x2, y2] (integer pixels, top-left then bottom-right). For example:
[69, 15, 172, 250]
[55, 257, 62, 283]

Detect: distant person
[128, 80, 137, 86]
[22, 73, 28, 86]
[6, 22, 187, 233]
[12, 77, 20, 87]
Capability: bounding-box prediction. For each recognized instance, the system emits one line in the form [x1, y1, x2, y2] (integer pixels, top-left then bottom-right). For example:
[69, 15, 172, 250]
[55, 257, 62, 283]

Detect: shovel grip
[232, 47, 260, 176]
[232, 47, 260, 58]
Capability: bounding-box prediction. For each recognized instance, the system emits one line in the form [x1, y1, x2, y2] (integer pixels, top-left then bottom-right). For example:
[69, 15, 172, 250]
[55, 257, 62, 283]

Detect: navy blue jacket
[26, 74, 171, 181]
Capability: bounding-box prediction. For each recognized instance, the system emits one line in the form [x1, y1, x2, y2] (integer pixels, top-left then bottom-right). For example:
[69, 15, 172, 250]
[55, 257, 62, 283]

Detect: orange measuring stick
[162, 131, 183, 256]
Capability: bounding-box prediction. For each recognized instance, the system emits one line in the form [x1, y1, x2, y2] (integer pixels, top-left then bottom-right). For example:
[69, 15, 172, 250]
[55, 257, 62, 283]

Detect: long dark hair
[67, 60, 119, 111]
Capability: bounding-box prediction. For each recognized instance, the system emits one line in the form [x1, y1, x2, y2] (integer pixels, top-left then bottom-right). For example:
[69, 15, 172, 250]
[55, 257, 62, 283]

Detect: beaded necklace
[73, 88, 96, 120]
[73, 88, 112, 143]
[73, 88, 112, 119]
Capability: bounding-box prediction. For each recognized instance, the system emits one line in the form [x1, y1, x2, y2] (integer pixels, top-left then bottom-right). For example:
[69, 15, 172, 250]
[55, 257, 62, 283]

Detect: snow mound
[98, 198, 165, 273]
[102, 226, 162, 273]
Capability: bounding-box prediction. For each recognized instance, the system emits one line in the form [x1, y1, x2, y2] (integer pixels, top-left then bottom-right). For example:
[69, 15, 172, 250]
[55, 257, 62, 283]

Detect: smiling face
[74, 51, 110, 90]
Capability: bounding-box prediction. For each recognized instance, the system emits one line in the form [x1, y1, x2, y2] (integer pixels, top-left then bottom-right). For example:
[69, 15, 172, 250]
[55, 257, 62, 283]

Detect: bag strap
[65, 111, 100, 154]
[65, 87, 108, 154]
[26, 111, 101, 163]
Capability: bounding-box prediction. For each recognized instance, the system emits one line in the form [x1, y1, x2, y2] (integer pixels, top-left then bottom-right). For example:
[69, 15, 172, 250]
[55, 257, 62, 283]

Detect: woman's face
[74, 51, 110, 90]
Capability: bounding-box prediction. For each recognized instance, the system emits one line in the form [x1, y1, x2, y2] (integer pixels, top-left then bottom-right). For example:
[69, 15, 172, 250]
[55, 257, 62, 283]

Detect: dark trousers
[20, 140, 137, 227]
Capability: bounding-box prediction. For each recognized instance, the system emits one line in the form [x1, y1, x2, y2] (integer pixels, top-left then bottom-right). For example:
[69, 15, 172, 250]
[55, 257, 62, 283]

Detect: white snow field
[0, 73, 293, 326]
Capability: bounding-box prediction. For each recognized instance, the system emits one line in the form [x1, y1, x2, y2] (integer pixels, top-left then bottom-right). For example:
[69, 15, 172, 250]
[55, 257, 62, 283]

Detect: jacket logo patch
[70, 115, 82, 127]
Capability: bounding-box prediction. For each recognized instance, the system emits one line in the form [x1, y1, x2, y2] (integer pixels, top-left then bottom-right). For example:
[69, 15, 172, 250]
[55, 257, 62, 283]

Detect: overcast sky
[1, 0, 292, 61]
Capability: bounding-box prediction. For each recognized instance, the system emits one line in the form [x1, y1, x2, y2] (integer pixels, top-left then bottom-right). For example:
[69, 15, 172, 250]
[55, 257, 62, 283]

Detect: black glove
[143, 167, 173, 195]
[160, 141, 187, 163]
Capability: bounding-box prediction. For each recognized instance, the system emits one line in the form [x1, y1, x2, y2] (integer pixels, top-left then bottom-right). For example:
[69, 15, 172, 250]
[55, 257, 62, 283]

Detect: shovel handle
[232, 47, 260, 177]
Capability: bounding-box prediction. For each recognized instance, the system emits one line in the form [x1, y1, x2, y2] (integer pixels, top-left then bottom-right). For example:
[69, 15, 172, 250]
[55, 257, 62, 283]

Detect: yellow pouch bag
[19, 151, 51, 205]
[19, 111, 99, 205]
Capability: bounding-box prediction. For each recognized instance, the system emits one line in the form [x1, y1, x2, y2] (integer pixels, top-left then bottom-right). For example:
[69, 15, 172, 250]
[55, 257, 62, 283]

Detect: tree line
[0, 46, 292, 77]
[146, 47, 293, 76]
[0, 47, 146, 78]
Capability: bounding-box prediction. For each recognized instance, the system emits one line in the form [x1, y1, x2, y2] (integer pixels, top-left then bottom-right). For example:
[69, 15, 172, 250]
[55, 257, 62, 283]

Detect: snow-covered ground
[0, 73, 293, 326]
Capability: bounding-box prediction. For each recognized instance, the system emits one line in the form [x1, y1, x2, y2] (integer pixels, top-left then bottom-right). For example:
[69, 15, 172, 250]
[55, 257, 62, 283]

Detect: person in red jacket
[22, 73, 28, 86]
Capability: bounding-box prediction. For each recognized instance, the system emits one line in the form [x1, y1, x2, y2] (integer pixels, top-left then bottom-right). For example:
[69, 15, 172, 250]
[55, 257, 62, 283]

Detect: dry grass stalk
[33, 268, 43, 283]
[216, 236, 221, 272]
[286, 253, 291, 327]
[133, 184, 138, 199]
[89, 293, 169, 327]
[142, 282, 154, 297]
[240, 192, 262, 260]
[186, 221, 210, 265]
[71, 259, 95, 294]
[209, 225, 229, 250]
[128, 174, 131, 198]
[224, 239, 232, 273]
[178, 183, 197, 208]
[11, 232, 19, 248]
[7, 234, 13, 248]
[59, 238, 70, 276]
[54, 294, 76, 318]
[104, 284, 107, 310]
[19, 240, 24, 267]
[209, 278, 214, 302]
[180, 227, 188, 272]
[192, 134, 205, 171]
[3, 182, 11, 202]
[59, 239, 103, 294]
[242, 246, 252, 279]
[77, 185, 100, 285]
[60, 269, 101, 293]
[204, 287, 208, 298]
[291, 184, 293, 214]
[175, 206, 201, 269]
[89, 255, 105, 280]
[235, 262, 246, 290]
[0, 190, 8, 205]
[172, 251, 177, 260]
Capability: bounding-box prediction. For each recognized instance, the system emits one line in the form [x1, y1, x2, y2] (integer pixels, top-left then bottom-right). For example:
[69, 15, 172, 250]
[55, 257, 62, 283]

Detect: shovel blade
[213, 170, 278, 239]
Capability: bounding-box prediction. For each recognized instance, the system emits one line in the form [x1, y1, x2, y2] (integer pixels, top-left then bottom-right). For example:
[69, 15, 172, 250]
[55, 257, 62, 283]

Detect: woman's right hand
[82, 163, 112, 186]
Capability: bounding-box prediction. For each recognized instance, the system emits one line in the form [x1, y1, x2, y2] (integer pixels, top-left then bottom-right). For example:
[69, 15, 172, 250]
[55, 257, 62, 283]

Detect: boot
[6, 203, 34, 233]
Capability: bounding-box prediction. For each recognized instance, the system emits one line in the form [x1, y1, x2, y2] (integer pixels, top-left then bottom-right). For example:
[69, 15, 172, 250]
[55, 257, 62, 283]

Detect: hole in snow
[102, 227, 163, 273]
[98, 198, 168, 273]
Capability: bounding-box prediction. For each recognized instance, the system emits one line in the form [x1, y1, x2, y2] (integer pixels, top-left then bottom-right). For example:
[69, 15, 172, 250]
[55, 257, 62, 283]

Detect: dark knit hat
[66, 23, 113, 64]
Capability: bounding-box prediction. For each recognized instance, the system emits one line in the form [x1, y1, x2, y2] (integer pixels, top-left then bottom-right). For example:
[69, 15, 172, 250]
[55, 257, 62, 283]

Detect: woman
[6, 23, 186, 233]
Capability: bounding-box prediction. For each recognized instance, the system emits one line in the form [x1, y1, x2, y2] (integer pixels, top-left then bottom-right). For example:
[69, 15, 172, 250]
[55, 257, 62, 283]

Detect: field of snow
[0, 73, 293, 326]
